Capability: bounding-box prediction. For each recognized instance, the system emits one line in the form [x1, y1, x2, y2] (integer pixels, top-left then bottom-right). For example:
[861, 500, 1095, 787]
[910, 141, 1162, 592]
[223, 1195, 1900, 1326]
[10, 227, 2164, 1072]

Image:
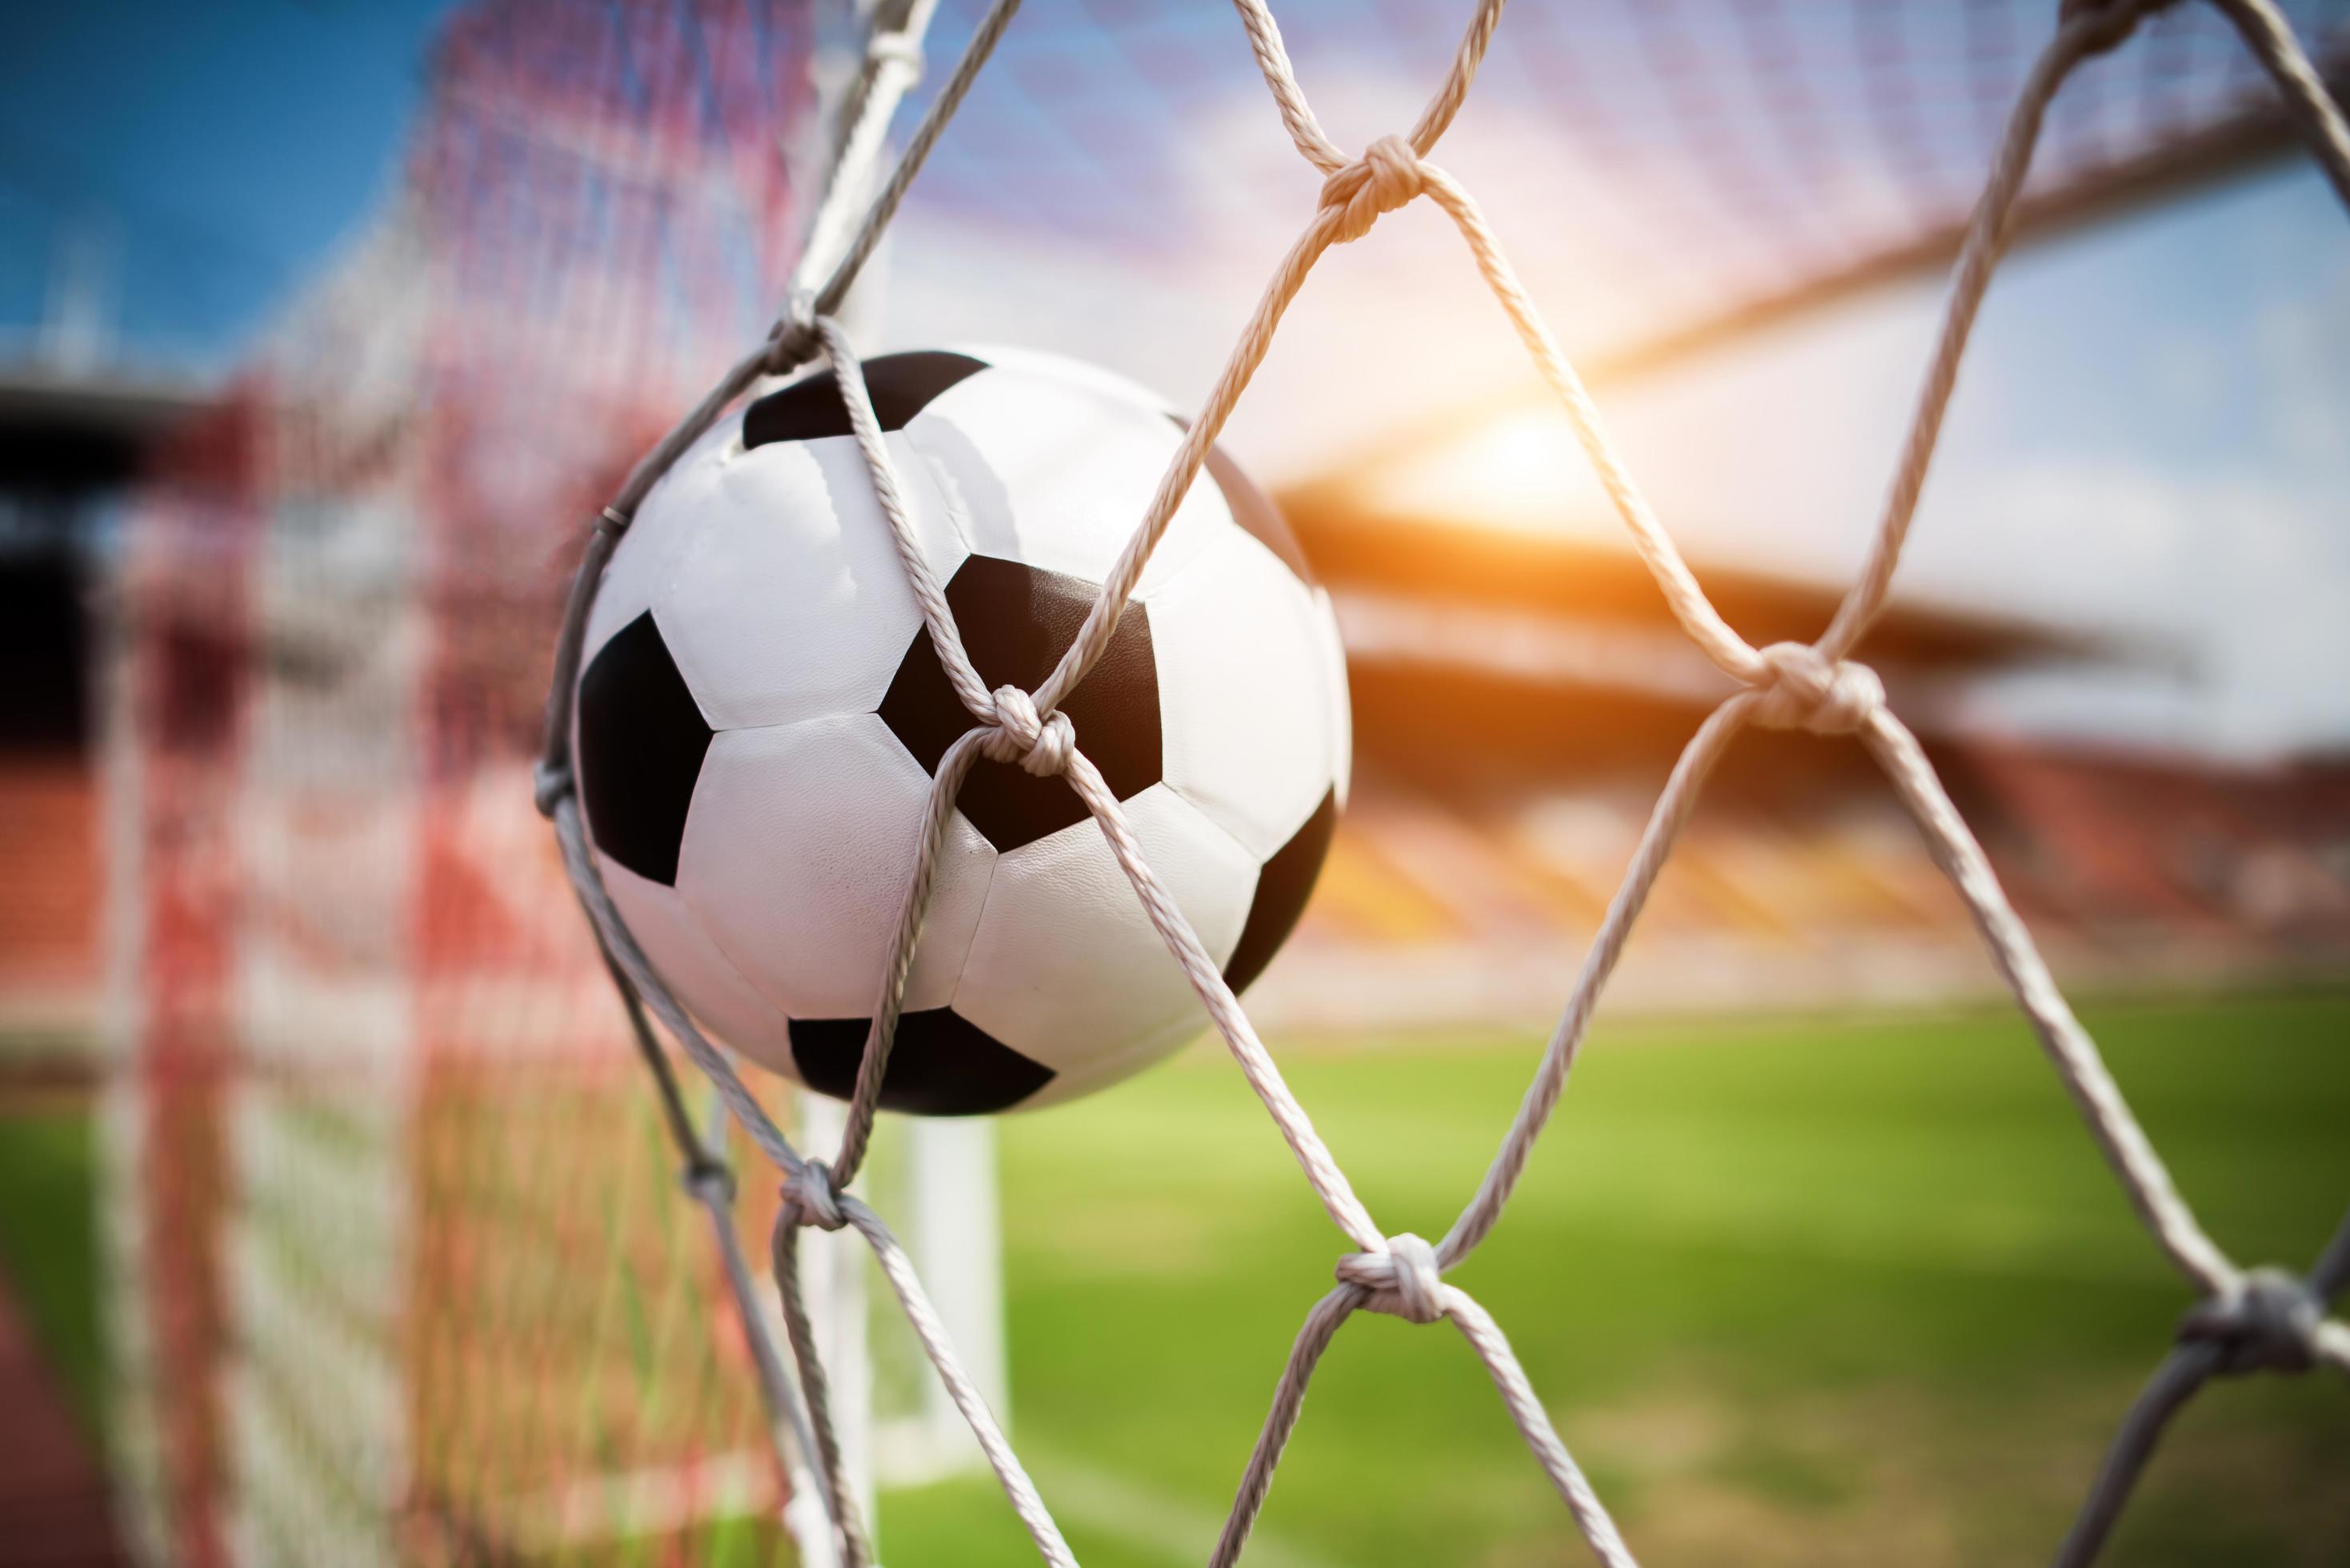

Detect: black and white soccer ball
[573, 346, 1350, 1114]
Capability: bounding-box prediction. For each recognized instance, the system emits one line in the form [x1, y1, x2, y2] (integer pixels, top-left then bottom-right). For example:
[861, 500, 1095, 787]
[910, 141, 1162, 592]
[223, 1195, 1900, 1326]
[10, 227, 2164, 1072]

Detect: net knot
[781, 1159, 846, 1233]
[531, 758, 574, 818]
[1751, 642, 1884, 734]
[2179, 1267, 2324, 1375]
[867, 29, 925, 81]
[1319, 135, 1426, 245]
[1336, 1232, 1447, 1324]
[766, 293, 821, 376]
[983, 685, 1074, 777]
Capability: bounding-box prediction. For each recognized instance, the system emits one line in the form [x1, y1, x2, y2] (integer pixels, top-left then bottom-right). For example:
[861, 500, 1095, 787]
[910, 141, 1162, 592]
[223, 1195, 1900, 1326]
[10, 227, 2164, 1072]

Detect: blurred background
[2, 1, 2348, 1564]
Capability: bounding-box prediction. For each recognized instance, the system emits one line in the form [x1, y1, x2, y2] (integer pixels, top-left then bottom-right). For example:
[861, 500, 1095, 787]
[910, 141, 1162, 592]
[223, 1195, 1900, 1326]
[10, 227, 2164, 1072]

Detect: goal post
[95, 3, 1012, 1562]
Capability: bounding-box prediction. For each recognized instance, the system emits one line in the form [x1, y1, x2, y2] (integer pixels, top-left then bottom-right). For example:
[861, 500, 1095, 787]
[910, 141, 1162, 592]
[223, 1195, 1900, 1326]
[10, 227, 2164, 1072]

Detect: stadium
[1, 2, 2347, 1565]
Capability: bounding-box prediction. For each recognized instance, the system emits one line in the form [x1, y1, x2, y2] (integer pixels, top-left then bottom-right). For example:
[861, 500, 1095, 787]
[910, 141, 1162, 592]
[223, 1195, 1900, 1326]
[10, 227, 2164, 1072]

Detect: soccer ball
[573, 346, 1350, 1114]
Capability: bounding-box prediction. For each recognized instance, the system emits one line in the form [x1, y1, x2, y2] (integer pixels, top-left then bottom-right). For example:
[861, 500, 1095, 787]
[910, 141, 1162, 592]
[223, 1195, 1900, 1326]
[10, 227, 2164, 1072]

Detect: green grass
[4, 993, 2346, 1564]
[0, 1099, 104, 1434]
[878, 991, 2350, 1567]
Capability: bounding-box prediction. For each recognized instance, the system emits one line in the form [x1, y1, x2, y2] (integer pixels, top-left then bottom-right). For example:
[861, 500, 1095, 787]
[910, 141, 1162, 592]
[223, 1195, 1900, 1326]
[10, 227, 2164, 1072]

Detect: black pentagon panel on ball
[743, 351, 990, 447]
[576, 610, 714, 886]
[1224, 786, 1338, 995]
[878, 555, 1161, 853]
[788, 1010, 1055, 1115]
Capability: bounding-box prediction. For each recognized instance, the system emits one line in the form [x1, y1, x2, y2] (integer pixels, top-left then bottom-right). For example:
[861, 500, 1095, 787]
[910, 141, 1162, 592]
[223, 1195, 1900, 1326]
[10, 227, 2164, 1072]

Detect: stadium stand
[1242, 502, 2350, 1030]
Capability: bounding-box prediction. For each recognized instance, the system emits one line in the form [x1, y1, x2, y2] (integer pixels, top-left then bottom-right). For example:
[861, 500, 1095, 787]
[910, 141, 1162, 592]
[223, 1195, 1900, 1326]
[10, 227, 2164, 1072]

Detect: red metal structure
[107, 5, 822, 1561]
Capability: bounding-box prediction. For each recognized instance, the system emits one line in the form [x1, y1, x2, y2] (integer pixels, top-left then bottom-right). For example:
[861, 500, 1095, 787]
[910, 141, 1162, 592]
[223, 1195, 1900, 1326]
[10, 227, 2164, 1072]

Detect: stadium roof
[884, 0, 2350, 484]
[0, 366, 206, 492]
[1281, 492, 2107, 676]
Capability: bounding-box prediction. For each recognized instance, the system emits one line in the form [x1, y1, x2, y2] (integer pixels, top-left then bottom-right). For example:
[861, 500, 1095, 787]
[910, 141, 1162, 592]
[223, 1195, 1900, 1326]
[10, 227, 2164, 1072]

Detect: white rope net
[534, 1, 2350, 1563]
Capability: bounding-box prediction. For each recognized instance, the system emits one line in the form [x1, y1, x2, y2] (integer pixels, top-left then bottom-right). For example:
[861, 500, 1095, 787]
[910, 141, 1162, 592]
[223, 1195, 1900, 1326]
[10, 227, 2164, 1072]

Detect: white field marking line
[1004, 1450, 1349, 1568]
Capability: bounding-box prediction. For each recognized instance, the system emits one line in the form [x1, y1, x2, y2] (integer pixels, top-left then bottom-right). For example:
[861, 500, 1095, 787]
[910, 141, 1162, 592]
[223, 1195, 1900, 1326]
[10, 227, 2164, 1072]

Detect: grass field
[4, 990, 2346, 1566]
[0, 1098, 102, 1432]
[875, 990, 2350, 1567]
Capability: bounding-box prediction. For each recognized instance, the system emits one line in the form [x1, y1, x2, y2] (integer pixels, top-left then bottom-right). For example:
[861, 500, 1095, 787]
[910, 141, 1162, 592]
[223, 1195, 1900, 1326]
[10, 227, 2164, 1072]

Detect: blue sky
[1503, 162, 2350, 758]
[0, 0, 452, 368]
[4, 0, 2344, 756]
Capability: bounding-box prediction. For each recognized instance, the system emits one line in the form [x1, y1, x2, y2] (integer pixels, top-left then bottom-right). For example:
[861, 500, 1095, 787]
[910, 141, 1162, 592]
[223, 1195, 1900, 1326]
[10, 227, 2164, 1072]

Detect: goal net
[99, 5, 879, 1562]
[98, 2, 2350, 1566]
